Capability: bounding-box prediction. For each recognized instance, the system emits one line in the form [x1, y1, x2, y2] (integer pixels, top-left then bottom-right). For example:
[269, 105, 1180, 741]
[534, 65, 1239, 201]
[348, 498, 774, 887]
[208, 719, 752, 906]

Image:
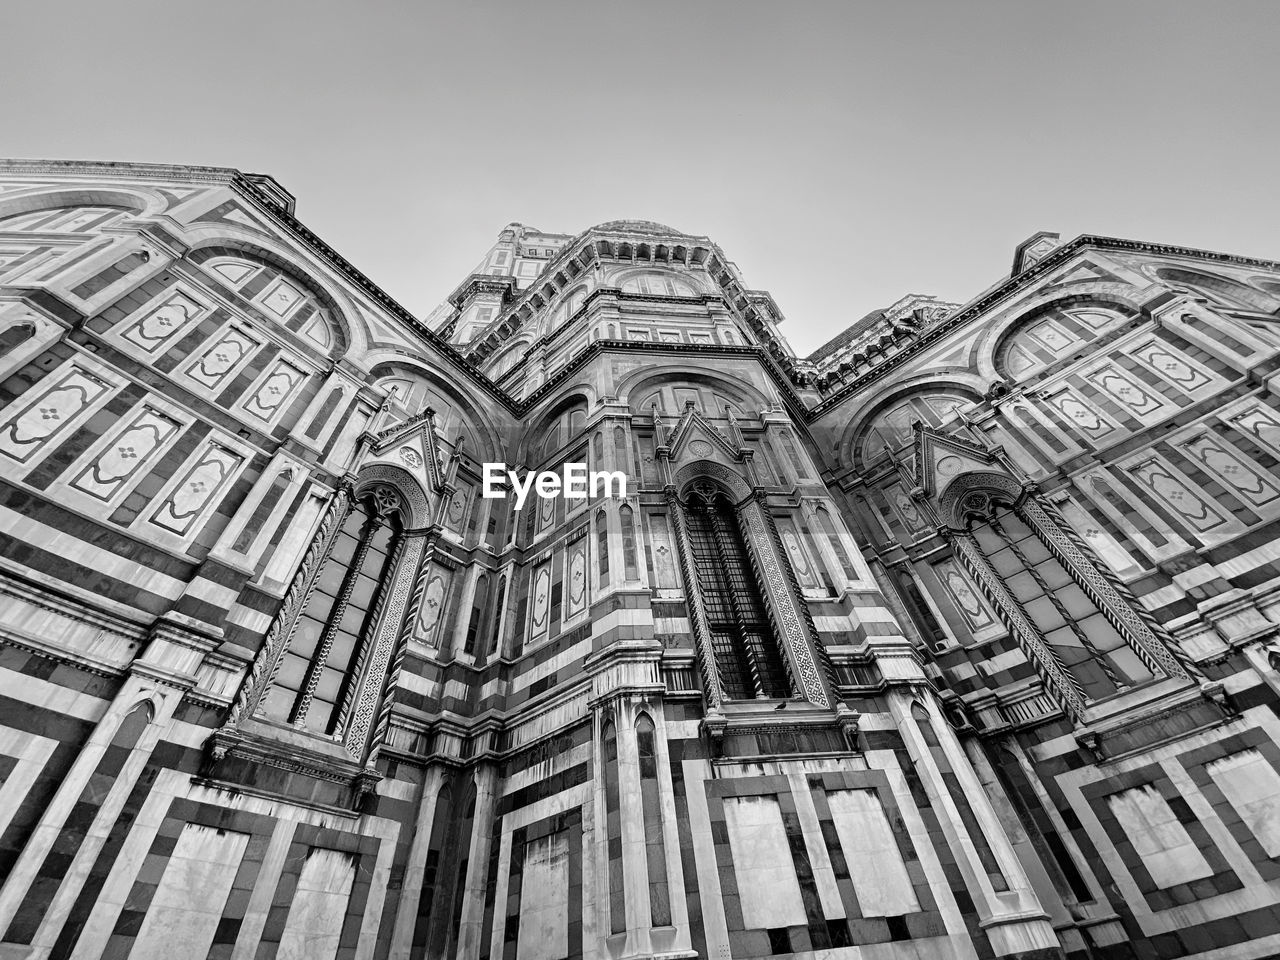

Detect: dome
[591, 219, 686, 236]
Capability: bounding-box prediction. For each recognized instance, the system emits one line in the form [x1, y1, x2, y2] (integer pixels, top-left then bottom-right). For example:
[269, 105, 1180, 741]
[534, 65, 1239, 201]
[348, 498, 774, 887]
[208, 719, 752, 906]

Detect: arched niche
[992, 302, 1134, 382]
[620, 366, 769, 418]
[847, 385, 980, 470]
[368, 359, 502, 462]
[970, 285, 1148, 384]
[522, 391, 592, 466]
[615, 269, 701, 297]
[0, 186, 159, 225]
[187, 243, 354, 358]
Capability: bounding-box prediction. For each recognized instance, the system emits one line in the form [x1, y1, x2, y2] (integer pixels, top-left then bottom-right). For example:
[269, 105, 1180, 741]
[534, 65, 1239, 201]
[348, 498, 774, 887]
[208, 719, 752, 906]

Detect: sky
[7, 0, 1280, 355]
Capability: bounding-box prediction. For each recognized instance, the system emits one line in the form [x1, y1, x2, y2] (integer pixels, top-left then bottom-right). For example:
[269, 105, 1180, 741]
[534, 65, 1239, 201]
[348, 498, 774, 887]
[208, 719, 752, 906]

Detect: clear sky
[7, 1, 1279, 354]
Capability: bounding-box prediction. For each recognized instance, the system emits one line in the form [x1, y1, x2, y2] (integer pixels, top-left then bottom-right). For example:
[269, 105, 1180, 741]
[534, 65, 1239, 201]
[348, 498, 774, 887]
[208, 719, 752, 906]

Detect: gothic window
[489, 574, 507, 657]
[966, 498, 1154, 700]
[602, 720, 625, 934]
[619, 504, 639, 580]
[683, 484, 790, 699]
[636, 714, 671, 925]
[596, 508, 610, 586]
[860, 391, 972, 465]
[464, 572, 489, 656]
[258, 486, 404, 734]
[613, 425, 629, 473]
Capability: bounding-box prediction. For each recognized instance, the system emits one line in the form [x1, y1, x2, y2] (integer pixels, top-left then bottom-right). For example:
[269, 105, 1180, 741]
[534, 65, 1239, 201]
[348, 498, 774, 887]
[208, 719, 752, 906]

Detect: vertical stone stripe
[4, 703, 151, 944]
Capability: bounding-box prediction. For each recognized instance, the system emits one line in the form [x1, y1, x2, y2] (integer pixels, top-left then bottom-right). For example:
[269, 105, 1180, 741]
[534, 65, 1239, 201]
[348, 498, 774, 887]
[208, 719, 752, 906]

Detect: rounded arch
[607, 264, 705, 296]
[353, 463, 432, 527]
[541, 282, 592, 335]
[618, 365, 771, 416]
[989, 300, 1137, 382]
[186, 239, 357, 358]
[1154, 265, 1279, 313]
[936, 470, 1025, 529]
[1250, 276, 1280, 300]
[485, 336, 532, 377]
[0, 186, 159, 224]
[367, 357, 503, 462]
[521, 389, 593, 465]
[972, 285, 1148, 384]
[672, 459, 753, 502]
[841, 380, 981, 470]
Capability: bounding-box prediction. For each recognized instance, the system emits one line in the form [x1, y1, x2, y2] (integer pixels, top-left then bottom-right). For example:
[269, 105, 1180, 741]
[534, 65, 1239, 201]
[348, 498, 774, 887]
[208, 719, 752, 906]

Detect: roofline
[0, 158, 521, 412]
[805, 233, 1280, 419]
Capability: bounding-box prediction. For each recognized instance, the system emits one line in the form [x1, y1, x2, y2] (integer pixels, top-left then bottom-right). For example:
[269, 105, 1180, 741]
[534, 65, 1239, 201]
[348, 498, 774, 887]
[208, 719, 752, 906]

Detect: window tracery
[257, 484, 406, 735]
[682, 482, 790, 700]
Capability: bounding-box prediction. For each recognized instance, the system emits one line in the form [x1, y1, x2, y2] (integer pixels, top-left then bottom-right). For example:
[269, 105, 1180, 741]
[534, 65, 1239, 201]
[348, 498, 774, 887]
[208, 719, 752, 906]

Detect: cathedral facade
[0, 159, 1278, 960]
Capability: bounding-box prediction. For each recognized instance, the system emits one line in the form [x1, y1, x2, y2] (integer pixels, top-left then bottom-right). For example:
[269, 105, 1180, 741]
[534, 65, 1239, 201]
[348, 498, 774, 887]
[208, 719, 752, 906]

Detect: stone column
[387, 765, 449, 960]
[455, 762, 499, 960]
[889, 690, 1062, 959]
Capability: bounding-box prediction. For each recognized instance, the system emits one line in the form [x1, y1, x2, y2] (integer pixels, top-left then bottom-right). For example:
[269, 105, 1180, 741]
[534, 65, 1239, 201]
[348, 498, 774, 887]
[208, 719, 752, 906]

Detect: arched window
[464, 572, 490, 656]
[488, 574, 507, 658]
[613, 425, 628, 473]
[636, 714, 671, 925]
[259, 486, 404, 733]
[597, 508, 610, 586]
[683, 483, 790, 699]
[602, 720, 625, 934]
[621, 273, 695, 297]
[966, 497, 1153, 700]
[619, 504, 639, 580]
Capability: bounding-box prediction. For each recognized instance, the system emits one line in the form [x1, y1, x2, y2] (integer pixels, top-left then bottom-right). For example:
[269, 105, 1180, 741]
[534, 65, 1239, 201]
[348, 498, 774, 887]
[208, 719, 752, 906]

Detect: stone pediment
[665, 402, 742, 469]
[911, 422, 1002, 500]
[371, 407, 446, 492]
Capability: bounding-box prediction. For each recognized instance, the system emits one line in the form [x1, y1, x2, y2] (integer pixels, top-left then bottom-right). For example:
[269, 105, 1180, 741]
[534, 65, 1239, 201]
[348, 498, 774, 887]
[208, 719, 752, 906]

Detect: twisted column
[948, 529, 1088, 722]
[665, 487, 723, 709]
[1024, 498, 1197, 681]
[225, 485, 352, 727]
